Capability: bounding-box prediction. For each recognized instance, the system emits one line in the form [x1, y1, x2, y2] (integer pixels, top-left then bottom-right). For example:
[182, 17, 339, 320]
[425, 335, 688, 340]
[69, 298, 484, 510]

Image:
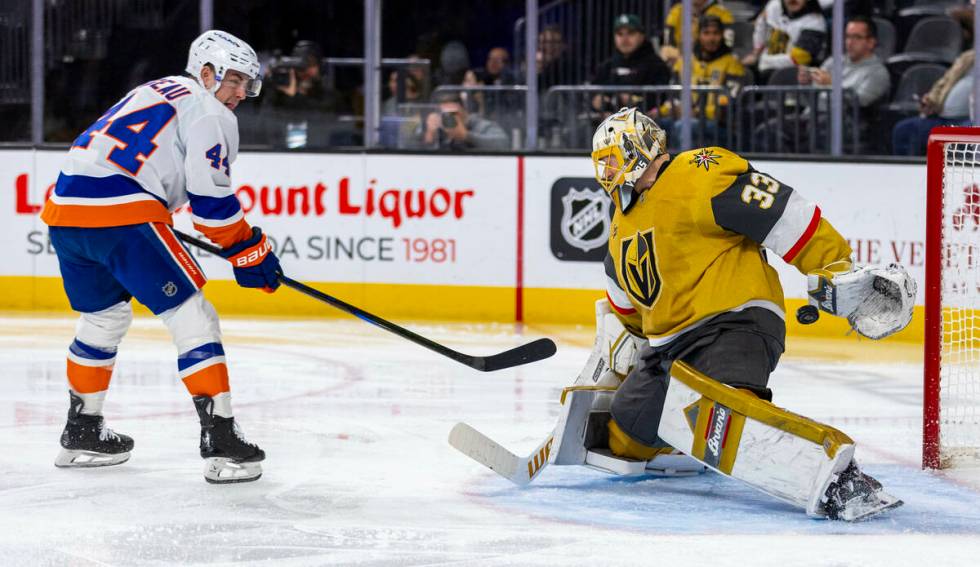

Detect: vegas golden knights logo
[620, 228, 662, 308]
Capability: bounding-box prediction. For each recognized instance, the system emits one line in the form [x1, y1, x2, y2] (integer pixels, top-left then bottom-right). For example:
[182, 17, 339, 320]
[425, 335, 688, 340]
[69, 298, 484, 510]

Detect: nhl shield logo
[560, 187, 610, 253]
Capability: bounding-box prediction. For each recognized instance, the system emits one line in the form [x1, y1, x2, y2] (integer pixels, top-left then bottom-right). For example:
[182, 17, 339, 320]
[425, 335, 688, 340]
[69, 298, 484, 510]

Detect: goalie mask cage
[924, 127, 980, 469]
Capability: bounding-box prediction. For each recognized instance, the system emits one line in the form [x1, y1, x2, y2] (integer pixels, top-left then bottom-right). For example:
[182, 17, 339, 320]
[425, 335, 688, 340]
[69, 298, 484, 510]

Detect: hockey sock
[179, 343, 232, 413]
[160, 293, 232, 417]
[67, 302, 133, 416]
[66, 338, 117, 415]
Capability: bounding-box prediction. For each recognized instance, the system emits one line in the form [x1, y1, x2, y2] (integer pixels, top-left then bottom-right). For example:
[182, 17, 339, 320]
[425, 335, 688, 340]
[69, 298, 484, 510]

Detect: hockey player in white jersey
[41, 30, 279, 484]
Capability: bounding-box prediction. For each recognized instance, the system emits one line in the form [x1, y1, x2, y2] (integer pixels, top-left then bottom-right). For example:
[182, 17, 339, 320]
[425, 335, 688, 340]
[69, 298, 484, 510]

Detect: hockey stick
[448, 422, 554, 485]
[173, 229, 557, 372]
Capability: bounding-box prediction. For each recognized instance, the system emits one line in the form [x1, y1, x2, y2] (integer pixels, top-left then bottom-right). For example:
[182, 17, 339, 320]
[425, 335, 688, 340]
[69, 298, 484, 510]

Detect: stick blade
[448, 423, 528, 485]
[474, 338, 557, 372]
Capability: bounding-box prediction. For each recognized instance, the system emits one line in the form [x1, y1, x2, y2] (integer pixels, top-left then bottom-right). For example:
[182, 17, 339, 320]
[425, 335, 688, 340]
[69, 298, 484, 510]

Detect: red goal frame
[923, 127, 980, 469]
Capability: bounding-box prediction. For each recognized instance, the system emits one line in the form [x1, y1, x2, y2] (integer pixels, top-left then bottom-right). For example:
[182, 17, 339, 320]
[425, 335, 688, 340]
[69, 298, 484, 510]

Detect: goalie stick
[174, 229, 557, 372]
[448, 422, 554, 485]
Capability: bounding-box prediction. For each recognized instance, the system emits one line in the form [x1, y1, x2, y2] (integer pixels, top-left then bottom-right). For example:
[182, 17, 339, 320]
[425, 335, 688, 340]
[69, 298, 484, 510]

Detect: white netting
[939, 142, 980, 466]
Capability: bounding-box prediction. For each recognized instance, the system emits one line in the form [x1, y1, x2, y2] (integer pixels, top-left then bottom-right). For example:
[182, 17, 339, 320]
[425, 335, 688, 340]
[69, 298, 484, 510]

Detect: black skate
[193, 395, 265, 484]
[822, 460, 903, 521]
[55, 391, 133, 468]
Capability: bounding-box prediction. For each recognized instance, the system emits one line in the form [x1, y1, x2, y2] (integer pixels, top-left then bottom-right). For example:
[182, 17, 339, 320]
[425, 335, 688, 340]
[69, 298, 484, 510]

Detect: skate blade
[54, 448, 130, 468]
[841, 493, 904, 522]
[204, 457, 263, 484]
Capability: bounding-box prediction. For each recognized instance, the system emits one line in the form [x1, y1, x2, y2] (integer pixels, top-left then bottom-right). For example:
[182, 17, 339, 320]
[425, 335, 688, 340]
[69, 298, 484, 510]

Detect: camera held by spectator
[269, 40, 325, 101]
[417, 92, 508, 151]
[268, 55, 308, 89]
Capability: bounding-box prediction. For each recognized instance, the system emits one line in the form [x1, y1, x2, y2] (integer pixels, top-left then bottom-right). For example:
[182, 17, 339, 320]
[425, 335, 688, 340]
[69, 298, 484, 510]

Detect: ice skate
[822, 460, 903, 522]
[55, 392, 133, 468]
[193, 395, 265, 484]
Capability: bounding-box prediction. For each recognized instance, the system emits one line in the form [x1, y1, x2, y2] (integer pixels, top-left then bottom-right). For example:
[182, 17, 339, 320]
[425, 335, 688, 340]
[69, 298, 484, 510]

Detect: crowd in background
[9, 0, 977, 157]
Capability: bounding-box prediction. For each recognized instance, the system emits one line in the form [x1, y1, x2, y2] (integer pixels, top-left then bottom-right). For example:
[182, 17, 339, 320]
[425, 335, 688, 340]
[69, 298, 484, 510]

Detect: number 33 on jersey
[604, 146, 852, 345]
[42, 75, 251, 248]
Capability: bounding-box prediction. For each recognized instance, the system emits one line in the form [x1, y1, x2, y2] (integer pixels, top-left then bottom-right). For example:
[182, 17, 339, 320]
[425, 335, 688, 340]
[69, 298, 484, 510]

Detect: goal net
[924, 127, 980, 469]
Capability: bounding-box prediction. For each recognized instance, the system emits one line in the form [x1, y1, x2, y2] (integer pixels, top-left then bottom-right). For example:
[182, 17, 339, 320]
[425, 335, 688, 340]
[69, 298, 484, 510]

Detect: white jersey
[753, 0, 827, 72]
[42, 75, 251, 247]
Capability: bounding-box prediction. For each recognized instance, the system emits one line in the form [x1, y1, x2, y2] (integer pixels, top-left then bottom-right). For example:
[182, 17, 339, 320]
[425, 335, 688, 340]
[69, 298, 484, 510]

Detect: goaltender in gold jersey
[600, 132, 849, 344]
[553, 108, 913, 521]
[450, 107, 916, 520]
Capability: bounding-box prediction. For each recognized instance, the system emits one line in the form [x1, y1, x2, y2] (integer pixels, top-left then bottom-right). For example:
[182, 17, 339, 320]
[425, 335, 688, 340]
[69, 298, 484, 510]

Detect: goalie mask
[187, 30, 262, 98]
[591, 107, 666, 212]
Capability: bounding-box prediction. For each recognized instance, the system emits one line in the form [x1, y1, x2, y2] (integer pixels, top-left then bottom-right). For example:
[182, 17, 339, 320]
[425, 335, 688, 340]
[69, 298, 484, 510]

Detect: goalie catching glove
[807, 262, 916, 340]
[219, 226, 281, 293]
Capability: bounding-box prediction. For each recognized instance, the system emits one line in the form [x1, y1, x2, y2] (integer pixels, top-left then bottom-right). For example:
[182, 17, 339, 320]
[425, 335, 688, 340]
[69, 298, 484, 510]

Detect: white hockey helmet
[186, 30, 262, 97]
[591, 107, 666, 211]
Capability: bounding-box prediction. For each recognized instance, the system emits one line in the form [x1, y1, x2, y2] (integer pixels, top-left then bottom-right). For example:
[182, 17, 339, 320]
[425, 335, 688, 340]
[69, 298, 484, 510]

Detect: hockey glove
[807, 262, 916, 340]
[219, 226, 281, 293]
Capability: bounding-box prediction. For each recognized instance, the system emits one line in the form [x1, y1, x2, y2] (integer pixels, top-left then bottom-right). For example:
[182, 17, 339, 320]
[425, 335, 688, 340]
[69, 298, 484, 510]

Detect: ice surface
[1, 315, 979, 566]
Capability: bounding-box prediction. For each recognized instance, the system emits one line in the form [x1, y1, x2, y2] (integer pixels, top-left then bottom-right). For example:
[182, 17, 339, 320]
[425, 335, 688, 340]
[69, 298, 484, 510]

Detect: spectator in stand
[383, 70, 422, 116]
[796, 15, 889, 110]
[658, 15, 745, 146]
[661, 1, 735, 67]
[591, 14, 671, 114]
[476, 47, 516, 85]
[264, 40, 347, 148]
[535, 25, 568, 91]
[411, 91, 509, 151]
[892, 50, 974, 156]
[265, 40, 343, 113]
[379, 70, 423, 149]
[436, 41, 472, 86]
[743, 0, 827, 82]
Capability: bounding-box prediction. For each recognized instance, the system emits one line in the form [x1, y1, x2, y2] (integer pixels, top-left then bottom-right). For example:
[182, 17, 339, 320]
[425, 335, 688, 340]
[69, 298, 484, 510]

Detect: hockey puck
[796, 305, 820, 325]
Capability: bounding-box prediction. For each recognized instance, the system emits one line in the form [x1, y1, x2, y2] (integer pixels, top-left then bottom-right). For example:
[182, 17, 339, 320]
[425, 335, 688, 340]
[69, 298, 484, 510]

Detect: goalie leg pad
[549, 386, 616, 466]
[656, 361, 898, 517]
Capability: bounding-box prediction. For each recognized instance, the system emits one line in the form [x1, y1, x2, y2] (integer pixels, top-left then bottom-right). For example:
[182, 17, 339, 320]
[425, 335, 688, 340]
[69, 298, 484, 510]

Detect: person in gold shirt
[549, 107, 914, 521]
[658, 15, 745, 147]
[661, 0, 735, 66]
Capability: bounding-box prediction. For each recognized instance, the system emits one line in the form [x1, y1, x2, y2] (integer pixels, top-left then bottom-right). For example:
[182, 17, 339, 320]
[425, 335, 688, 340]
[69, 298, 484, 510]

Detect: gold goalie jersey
[604, 146, 852, 344]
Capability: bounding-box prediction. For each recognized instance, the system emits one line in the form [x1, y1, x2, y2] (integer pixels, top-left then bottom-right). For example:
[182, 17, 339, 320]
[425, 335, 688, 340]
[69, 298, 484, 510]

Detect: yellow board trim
[4, 276, 514, 321]
[671, 360, 854, 459]
[2, 278, 925, 343]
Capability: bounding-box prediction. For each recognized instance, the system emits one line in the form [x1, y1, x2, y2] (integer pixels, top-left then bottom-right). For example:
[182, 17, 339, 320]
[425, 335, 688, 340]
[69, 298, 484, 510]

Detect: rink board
[0, 150, 925, 339]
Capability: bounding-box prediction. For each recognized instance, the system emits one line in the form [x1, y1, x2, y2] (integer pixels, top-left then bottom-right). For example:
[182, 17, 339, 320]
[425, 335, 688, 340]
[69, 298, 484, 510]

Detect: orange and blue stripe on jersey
[188, 193, 252, 248]
[41, 173, 172, 228]
[178, 343, 230, 397]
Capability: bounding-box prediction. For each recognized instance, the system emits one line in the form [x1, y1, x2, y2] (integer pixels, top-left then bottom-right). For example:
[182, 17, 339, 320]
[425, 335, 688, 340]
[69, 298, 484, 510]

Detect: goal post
[924, 126, 980, 469]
